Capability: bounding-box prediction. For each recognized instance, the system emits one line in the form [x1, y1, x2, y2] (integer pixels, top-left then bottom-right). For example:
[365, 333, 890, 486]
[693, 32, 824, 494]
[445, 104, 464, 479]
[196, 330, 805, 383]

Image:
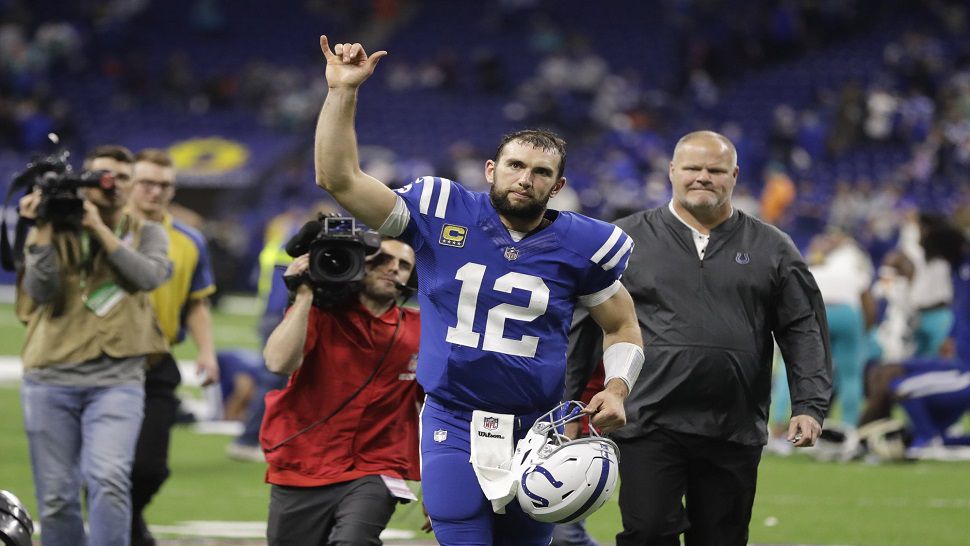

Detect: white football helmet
[513, 401, 619, 524]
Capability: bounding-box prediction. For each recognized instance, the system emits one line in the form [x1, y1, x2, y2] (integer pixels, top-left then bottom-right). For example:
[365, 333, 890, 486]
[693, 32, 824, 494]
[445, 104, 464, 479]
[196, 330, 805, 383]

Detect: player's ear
[550, 176, 566, 196]
[484, 159, 496, 184]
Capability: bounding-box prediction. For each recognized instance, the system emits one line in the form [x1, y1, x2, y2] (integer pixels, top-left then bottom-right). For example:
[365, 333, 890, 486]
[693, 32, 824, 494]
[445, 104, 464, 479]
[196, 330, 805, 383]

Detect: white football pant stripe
[896, 370, 970, 398]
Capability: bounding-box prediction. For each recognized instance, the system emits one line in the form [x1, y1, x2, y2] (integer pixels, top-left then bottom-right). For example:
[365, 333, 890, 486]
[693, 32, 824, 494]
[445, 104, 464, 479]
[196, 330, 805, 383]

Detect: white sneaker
[839, 427, 862, 462]
[225, 442, 265, 462]
[764, 437, 793, 457]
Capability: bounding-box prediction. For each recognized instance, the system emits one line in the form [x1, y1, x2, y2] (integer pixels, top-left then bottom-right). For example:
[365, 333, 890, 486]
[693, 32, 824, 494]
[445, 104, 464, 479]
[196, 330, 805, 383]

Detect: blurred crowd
[1, 1, 967, 276]
[4, 1, 967, 211]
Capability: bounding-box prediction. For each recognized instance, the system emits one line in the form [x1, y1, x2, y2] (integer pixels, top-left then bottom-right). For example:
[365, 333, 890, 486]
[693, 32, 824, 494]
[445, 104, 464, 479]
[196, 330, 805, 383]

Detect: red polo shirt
[260, 302, 422, 487]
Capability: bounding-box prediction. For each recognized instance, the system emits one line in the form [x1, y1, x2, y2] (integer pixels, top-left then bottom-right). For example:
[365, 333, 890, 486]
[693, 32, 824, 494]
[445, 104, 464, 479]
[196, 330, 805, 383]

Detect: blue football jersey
[395, 176, 633, 414]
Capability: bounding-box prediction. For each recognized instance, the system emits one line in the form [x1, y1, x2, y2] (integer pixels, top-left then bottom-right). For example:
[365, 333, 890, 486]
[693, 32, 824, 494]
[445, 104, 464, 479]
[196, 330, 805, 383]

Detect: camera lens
[318, 248, 352, 277]
[308, 241, 366, 283]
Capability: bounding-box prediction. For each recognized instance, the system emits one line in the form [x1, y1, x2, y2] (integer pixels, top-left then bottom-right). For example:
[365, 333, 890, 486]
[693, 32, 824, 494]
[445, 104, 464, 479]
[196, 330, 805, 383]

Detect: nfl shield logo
[483, 416, 499, 430]
[433, 429, 447, 443]
[504, 247, 519, 261]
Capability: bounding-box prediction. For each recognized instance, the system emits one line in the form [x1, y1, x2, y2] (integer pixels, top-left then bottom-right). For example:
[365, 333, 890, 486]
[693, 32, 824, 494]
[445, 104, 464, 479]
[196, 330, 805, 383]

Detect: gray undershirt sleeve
[106, 221, 172, 291]
[22, 244, 61, 303]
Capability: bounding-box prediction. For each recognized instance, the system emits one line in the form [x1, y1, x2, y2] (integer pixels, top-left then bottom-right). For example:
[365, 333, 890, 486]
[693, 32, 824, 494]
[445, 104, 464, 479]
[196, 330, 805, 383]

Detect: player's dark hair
[83, 145, 134, 167]
[494, 129, 567, 180]
[919, 213, 966, 269]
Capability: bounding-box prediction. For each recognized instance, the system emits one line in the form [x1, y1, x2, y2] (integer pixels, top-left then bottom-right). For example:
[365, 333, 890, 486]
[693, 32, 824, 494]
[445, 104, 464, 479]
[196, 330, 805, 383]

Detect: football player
[310, 37, 644, 545]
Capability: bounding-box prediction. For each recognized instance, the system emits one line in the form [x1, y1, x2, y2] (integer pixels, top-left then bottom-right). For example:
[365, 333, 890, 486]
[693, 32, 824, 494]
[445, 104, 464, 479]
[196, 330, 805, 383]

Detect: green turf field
[2, 302, 969, 545]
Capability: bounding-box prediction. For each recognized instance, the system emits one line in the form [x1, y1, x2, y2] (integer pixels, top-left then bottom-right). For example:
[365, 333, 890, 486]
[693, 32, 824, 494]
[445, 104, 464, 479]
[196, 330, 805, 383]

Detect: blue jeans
[21, 379, 145, 546]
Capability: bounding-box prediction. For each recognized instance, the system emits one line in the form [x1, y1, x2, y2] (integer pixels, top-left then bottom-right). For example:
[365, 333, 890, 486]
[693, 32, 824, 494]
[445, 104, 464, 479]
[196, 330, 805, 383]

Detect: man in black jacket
[568, 131, 832, 546]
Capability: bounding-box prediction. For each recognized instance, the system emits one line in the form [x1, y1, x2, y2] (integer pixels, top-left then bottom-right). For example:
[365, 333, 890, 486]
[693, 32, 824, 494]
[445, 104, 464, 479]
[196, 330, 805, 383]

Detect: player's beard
[489, 185, 550, 224]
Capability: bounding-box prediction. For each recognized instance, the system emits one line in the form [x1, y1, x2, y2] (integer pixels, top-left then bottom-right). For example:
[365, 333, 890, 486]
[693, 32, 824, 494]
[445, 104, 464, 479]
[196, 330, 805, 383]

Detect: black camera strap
[264, 308, 404, 453]
[0, 182, 31, 272]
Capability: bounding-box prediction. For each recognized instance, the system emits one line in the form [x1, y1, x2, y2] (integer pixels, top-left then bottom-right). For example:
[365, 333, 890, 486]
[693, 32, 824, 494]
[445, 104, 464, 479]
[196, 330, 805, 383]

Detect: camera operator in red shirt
[259, 235, 422, 546]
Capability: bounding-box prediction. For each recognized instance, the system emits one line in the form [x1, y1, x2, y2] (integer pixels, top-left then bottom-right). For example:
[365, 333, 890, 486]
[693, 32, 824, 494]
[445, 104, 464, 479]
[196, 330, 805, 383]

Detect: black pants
[267, 475, 397, 546]
[131, 354, 181, 518]
[615, 428, 762, 546]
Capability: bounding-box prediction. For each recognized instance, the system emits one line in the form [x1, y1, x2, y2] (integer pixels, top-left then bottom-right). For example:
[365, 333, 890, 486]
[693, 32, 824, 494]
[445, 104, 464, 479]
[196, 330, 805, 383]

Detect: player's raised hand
[320, 35, 387, 89]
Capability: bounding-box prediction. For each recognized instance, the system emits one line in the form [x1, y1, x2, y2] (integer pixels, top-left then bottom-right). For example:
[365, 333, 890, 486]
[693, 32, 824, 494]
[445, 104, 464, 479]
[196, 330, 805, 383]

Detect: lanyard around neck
[79, 216, 129, 298]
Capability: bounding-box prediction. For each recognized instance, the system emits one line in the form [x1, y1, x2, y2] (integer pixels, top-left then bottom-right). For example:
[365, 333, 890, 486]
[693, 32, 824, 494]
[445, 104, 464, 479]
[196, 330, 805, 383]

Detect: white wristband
[603, 342, 644, 393]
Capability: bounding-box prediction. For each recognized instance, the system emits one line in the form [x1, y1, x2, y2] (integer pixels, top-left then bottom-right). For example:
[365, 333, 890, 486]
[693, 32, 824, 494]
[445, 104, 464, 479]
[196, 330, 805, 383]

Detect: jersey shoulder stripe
[591, 226, 622, 263]
[602, 236, 634, 271]
[565, 215, 635, 272]
[409, 176, 454, 219]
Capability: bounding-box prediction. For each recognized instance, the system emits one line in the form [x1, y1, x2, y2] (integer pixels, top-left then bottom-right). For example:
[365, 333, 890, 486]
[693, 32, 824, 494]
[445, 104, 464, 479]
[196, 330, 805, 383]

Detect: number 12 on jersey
[445, 262, 550, 358]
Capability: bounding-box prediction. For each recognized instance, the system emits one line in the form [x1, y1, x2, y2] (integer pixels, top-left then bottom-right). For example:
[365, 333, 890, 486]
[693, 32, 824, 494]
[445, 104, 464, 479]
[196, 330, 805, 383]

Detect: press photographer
[257, 218, 426, 545]
[14, 145, 171, 546]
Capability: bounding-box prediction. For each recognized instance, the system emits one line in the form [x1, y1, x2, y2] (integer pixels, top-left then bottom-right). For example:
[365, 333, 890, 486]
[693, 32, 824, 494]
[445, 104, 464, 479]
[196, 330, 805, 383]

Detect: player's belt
[425, 396, 545, 433]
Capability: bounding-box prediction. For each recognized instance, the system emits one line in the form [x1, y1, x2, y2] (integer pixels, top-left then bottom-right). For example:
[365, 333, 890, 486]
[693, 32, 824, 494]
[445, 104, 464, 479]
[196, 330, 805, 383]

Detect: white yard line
[145, 521, 415, 540]
[759, 493, 970, 509]
[0, 356, 206, 386]
[0, 356, 22, 382]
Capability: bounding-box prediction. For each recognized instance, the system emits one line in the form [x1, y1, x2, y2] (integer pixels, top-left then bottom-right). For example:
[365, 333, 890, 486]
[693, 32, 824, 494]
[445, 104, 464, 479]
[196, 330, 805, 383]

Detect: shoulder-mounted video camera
[284, 212, 380, 280]
[12, 150, 116, 231]
[282, 214, 383, 308]
[1, 150, 116, 271]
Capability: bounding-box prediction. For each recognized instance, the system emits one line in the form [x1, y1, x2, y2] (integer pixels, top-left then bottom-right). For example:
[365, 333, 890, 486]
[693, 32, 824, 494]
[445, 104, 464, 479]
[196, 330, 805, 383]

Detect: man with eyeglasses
[126, 148, 218, 546]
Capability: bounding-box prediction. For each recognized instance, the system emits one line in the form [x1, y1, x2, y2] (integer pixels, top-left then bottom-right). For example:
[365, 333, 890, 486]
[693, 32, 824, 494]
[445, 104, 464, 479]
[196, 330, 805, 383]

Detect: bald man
[566, 131, 832, 545]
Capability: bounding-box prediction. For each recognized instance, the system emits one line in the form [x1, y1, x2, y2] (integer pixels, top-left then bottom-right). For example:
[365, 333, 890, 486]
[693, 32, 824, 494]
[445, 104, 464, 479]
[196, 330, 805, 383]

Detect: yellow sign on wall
[168, 137, 250, 174]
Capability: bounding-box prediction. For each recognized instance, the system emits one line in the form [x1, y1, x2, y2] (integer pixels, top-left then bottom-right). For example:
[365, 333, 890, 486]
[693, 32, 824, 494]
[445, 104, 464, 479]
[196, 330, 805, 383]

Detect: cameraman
[259, 237, 423, 546]
[16, 145, 171, 546]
